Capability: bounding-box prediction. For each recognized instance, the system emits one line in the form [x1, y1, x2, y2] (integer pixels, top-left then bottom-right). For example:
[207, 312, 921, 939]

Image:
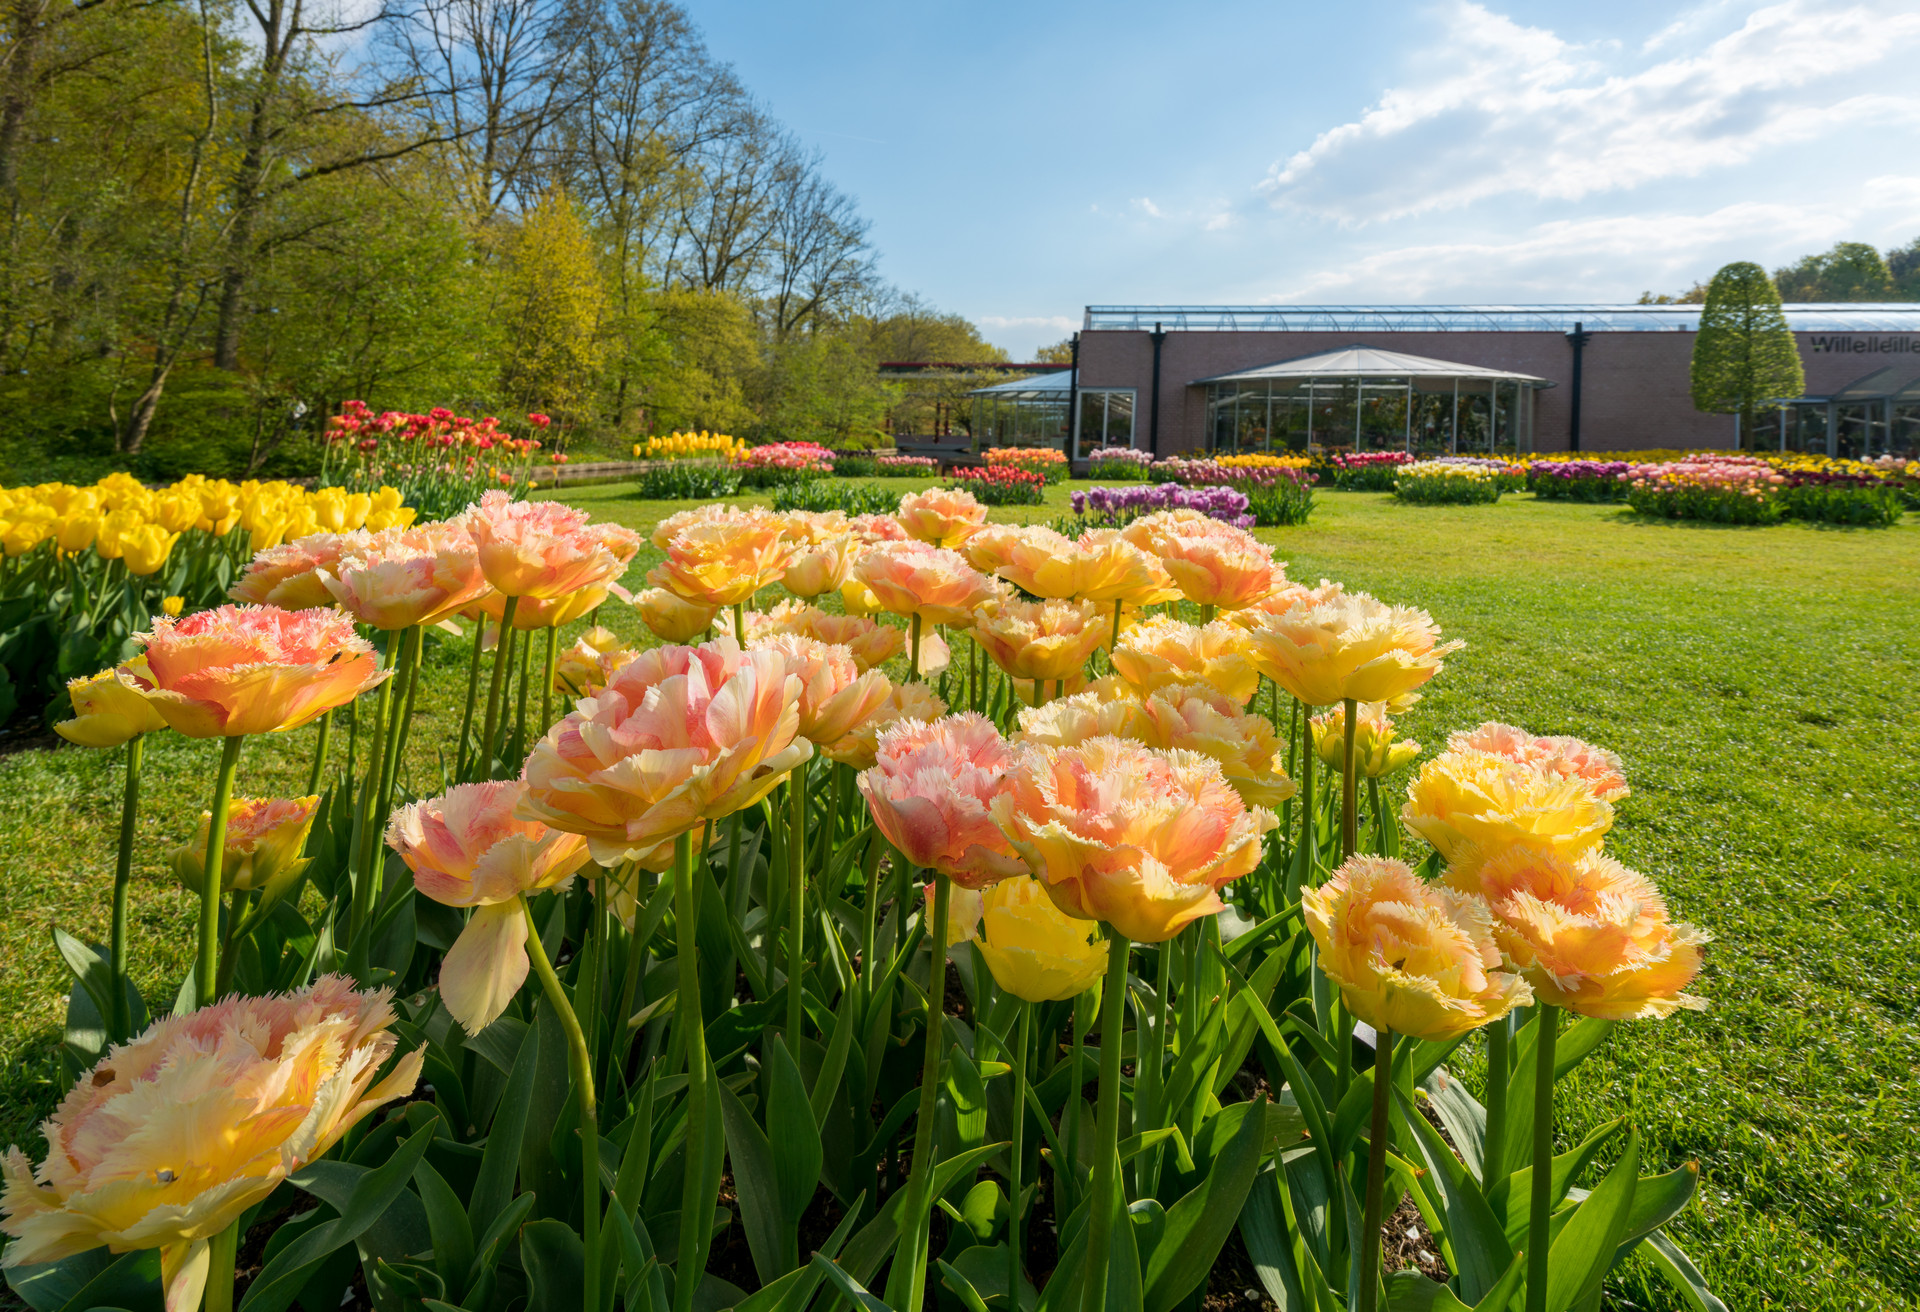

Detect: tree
[1887, 236, 1920, 300]
[1033, 338, 1074, 363]
[1773, 241, 1893, 302]
[1690, 261, 1804, 449]
[498, 184, 605, 423]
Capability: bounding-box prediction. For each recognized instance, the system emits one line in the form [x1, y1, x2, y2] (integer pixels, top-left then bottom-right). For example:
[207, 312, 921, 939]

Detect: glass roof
[1083, 304, 1920, 333]
[968, 370, 1074, 397]
[1193, 345, 1551, 385]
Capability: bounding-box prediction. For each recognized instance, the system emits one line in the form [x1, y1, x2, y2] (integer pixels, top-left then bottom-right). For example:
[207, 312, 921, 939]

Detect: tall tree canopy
[1690, 261, 1805, 449]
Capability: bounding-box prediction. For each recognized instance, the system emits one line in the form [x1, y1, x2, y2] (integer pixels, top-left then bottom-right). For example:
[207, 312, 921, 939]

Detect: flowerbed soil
[0, 485, 1914, 1312]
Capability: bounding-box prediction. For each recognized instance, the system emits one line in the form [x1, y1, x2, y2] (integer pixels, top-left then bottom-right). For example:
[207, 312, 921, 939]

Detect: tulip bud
[172, 795, 319, 897]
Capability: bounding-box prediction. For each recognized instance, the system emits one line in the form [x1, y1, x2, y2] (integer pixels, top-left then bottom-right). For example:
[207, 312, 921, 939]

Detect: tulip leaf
[729, 1189, 865, 1312]
[809, 979, 860, 1130]
[1639, 1230, 1731, 1312]
[1395, 1088, 1512, 1304]
[520, 1217, 585, 1312]
[809, 1253, 894, 1312]
[242, 1124, 435, 1312]
[1544, 1131, 1639, 1312]
[935, 1259, 993, 1312]
[1492, 1117, 1625, 1246]
[468, 1193, 536, 1287]
[466, 1016, 536, 1230]
[1610, 1162, 1700, 1264]
[413, 1159, 475, 1302]
[720, 1061, 791, 1282]
[1238, 1162, 1310, 1312]
[5, 1248, 161, 1312]
[1497, 1015, 1616, 1182]
[765, 1036, 825, 1227]
[1422, 1068, 1488, 1184]
[1142, 1094, 1266, 1312]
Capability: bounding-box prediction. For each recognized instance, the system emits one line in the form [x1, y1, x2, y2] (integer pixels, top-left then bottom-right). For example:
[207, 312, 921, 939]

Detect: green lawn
[1, 482, 1916, 1311]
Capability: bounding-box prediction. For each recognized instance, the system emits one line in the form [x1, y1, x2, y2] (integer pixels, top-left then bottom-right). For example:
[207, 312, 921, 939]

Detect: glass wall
[971, 392, 1070, 451]
[1077, 389, 1136, 450]
[1205, 377, 1530, 456]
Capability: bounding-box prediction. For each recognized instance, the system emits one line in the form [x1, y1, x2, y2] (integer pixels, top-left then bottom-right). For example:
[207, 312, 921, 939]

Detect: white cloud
[1132, 197, 1164, 218]
[1258, 0, 1920, 223]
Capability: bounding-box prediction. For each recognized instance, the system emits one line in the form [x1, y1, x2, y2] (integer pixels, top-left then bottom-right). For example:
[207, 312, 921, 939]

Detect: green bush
[1393, 470, 1502, 505]
[1625, 482, 1782, 524]
[633, 460, 742, 500]
[831, 452, 880, 478]
[772, 480, 901, 516]
[1778, 482, 1906, 526]
[1244, 479, 1315, 526]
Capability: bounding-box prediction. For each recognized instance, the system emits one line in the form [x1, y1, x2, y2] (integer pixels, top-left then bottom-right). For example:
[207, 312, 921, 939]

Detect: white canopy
[1193, 345, 1552, 386]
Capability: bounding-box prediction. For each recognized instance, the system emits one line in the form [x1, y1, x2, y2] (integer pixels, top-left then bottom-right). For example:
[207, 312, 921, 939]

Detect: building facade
[1054, 305, 1920, 458]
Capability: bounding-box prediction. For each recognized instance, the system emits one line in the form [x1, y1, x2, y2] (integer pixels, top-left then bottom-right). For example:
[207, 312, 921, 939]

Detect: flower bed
[635, 429, 743, 462]
[324, 400, 544, 518]
[946, 463, 1047, 505]
[1394, 462, 1504, 504]
[983, 446, 1069, 483]
[1084, 447, 1153, 480]
[1329, 450, 1415, 491]
[876, 453, 940, 477]
[829, 450, 880, 478]
[772, 479, 900, 516]
[731, 440, 836, 488]
[1527, 459, 1633, 501]
[635, 458, 742, 500]
[1065, 481, 1253, 529]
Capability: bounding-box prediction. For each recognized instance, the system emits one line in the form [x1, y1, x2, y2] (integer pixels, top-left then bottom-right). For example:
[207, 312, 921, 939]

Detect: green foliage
[1243, 478, 1315, 526]
[770, 479, 900, 516]
[1776, 481, 1907, 526]
[632, 460, 742, 500]
[1690, 263, 1806, 446]
[830, 452, 880, 478]
[1394, 470, 1503, 505]
[1626, 479, 1783, 524]
[1773, 241, 1895, 302]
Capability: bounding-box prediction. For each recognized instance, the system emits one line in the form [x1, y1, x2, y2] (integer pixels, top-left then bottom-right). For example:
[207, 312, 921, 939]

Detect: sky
[697, 0, 1920, 358]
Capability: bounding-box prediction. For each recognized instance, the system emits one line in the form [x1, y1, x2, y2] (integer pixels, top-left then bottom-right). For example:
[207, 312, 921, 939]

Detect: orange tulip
[1121, 510, 1282, 610]
[896, 486, 987, 548]
[230, 531, 372, 609]
[1074, 529, 1182, 607]
[822, 681, 948, 769]
[1447, 846, 1707, 1021]
[971, 597, 1109, 685]
[387, 781, 591, 1031]
[647, 507, 794, 607]
[783, 534, 856, 599]
[320, 521, 493, 630]
[991, 736, 1277, 942]
[1227, 577, 1345, 629]
[1306, 855, 1531, 1042]
[1242, 590, 1462, 707]
[852, 540, 999, 627]
[1015, 686, 1148, 747]
[464, 491, 637, 599]
[634, 586, 719, 642]
[1447, 722, 1630, 801]
[1111, 615, 1260, 704]
[856, 713, 1023, 888]
[554, 626, 636, 697]
[518, 640, 811, 864]
[129, 605, 386, 737]
[1137, 683, 1297, 807]
[848, 512, 910, 544]
[171, 795, 319, 895]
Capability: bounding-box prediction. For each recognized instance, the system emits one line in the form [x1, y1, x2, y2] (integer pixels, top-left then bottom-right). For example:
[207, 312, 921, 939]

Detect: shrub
[875, 454, 940, 477]
[1528, 460, 1632, 501]
[946, 464, 1047, 505]
[830, 451, 880, 478]
[1394, 463, 1503, 505]
[772, 479, 900, 516]
[634, 459, 741, 500]
[1244, 473, 1316, 526]
[1330, 451, 1415, 491]
[1084, 447, 1153, 480]
[983, 446, 1068, 483]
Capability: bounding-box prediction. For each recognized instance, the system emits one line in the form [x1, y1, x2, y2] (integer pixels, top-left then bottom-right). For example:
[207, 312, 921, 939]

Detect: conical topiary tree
[1690, 261, 1805, 450]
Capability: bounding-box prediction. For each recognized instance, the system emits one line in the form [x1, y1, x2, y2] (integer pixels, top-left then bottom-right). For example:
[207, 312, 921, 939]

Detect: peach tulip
[55, 665, 167, 747]
[554, 626, 636, 697]
[386, 781, 591, 1032]
[1111, 615, 1261, 704]
[1448, 722, 1630, 801]
[1311, 701, 1423, 777]
[1402, 749, 1613, 865]
[1448, 846, 1707, 1020]
[783, 534, 856, 598]
[0, 977, 420, 1312]
[822, 681, 948, 769]
[1015, 687, 1148, 748]
[927, 880, 988, 947]
[230, 531, 372, 609]
[973, 874, 1109, 1003]
[853, 540, 999, 627]
[805, 610, 906, 671]
[991, 737, 1277, 942]
[1138, 683, 1297, 808]
[857, 713, 1023, 888]
[172, 795, 318, 895]
[971, 597, 1109, 685]
[753, 633, 893, 750]
[1305, 855, 1531, 1042]
[1074, 529, 1182, 607]
[973, 526, 1080, 598]
[1227, 577, 1345, 629]
[1121, 510, 1282, 610]
[518, 640, 811, 864]
[320, 521, 493, 630]
[848, 512, 910, 544]
[650, 502, 775, 551]
[647, 508, 794, 607]
[634, 586, 719, 643]
[1242, 590, 1463, 707]
[464, 490, 638, 599]
[897, 486, 987, 548]
[129, 605, 386, 737]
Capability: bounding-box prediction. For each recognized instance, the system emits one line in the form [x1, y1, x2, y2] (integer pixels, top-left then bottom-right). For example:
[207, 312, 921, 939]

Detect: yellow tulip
[121, 522, 179, 576]
[1401, 749, 1612, 865]
[171, 795, 319, 896]
[54, 666, 168, 748]
[1310, 702, 1422, 777]
[973, 874, 1109, 1002]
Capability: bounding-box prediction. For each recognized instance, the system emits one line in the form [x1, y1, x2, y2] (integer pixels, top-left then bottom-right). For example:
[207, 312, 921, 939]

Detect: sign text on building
[1806, 335, 1918, 354]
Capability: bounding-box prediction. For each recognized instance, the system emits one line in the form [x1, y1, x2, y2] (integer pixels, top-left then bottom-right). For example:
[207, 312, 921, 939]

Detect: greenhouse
[967, 369, 1075, 450]
[1194, 345, 1553, 456]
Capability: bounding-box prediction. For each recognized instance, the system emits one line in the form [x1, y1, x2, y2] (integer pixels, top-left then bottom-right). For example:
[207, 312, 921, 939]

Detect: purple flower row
[1069, 482, 1254, 528]
[1527, 460, 1632, 481]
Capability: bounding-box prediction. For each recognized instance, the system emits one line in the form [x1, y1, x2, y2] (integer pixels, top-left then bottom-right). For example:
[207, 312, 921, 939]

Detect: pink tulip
[462, 490, 637, 599]
[129, 605, 386, 737]
[857, 713, 1024, 888]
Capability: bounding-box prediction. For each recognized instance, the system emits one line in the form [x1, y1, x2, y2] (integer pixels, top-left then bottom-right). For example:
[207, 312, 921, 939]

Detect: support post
[1148, 322, 1166, 457]
[1565, 320, 1591, 452]
[1066, 331, 1082, 461]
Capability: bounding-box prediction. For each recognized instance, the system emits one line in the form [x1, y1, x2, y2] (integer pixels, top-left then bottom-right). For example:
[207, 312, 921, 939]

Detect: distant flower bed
[1394, 462, 1504, 505]
[731, 441, 835, 487]
[1065, 482, 1253, 530]
[772, 479, 901, 516]
[1329, 450, 1415, 491]
[830, 450, 880, 478]
[1625, 454, 1908, 526]
[1084, 447, 1153, 480]
[1527, 460, 1633, 501]
[635, 459, 742, 500]
[947, 464, 1047, 505]
[983, 447, 1069, 483]
[876, 454, 940, 477]
[1146, 455, 1317, 524]
[636, 430, 743, 462]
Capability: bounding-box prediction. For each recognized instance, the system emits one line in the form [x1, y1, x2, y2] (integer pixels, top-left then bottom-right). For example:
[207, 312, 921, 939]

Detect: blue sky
[699, 0, 1920, 358]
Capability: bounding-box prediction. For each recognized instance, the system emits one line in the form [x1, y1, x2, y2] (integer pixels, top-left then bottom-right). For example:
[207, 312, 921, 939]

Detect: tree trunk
[120, 363, 174, 454]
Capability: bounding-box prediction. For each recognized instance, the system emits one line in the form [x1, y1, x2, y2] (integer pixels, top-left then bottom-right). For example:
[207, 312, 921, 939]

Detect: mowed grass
[0, 480, 1915, 1311]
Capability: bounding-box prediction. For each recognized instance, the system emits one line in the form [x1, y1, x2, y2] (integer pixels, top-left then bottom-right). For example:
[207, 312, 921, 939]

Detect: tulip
[646, 507, 793, 607]
[319, 521, 492, 630]
[1014, 686, 1148, 748]
[821, 681, 948, 770]
[970, 597, 1108, 693]
[386, 781, 590, 1032]
[1402, 749, 1613, 866]
[119, 522, 178, 576]
[230, 531, 372, 608]
[896, 486, 987, 547]
[1226, 577, 1345, 629]
[1304, 854, 1531, 1310]
[464, 490, 637, 599]
[848, 511, 910, 544]
[635, 586, 720, 643]
[554, 625, 635, 697]
[928, 880, 988, 946]
[853, 541, 999, 676]
[1138, 683, 1297, 808]
[0, 977, 421, 1312]
[973, 874, 1109, 1004]
[857, 713, 1023, 889]
[801, 608, 906, 671]
[172, 795, 318, 896]
[782, 533, 856, 598]
[1447, 721, 1630, 801]
[1121, 509, 1282, 613]
[1111, 615, 1261, 704]
[992, 736, 1277, 942]
[1241, 590, 1462, 709]
[1310, 701, 1422, 777]
[968, 525, 1084, 598]
[1073, 528, 1182, 608]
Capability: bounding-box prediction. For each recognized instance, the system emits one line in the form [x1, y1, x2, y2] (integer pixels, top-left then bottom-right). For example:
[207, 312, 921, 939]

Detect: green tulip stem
[541, 625, 557, 733]
[860, 835, 884, 989]
[195, 735, 245, 1009]
[454, 618, 486, 775]
[786, 764, 807, 1043]
[1357, 1028, 1394, 1312]
[671, 829, 713, 1312]
[520, 893, 600, 1312]
[1110, 599, 1123, 671]
[897, 871, 950, 1312]
[1526, 1007, 1560, 1312]
[1008, 999, 1033, 1304]
[1064, 990, 1087, 1213]
[1137, 937, 1171, 1197]
[1082, 928, 1131, 1312]
[347, 642, 399, 968]
[1296, 708, 1315, 883]
[909, 613, 923, 681]
[513, 617, 534, 752]
[1341, 696, 1359, 861]
[304, 708, 333, 796]
[478, 596, 520, 775]
[1483, 1016, 1511, 1201]
[377, 626, 423, 825]
[203, 1217, 239, 1312]
[109, 734, 144, 1043]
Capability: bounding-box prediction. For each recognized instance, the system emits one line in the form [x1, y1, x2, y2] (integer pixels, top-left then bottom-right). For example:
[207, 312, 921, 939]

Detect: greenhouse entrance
[1194, 346, 1553, 456]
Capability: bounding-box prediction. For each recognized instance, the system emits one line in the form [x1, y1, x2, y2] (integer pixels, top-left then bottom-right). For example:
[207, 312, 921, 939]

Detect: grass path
[0, 481, 1914, 1310]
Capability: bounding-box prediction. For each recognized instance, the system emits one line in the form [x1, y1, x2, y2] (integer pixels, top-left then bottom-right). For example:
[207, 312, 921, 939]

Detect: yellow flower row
[1216, 453, 1313, 471]
[1397, 462, 1502, 481]
[634, 431, 743, 461]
